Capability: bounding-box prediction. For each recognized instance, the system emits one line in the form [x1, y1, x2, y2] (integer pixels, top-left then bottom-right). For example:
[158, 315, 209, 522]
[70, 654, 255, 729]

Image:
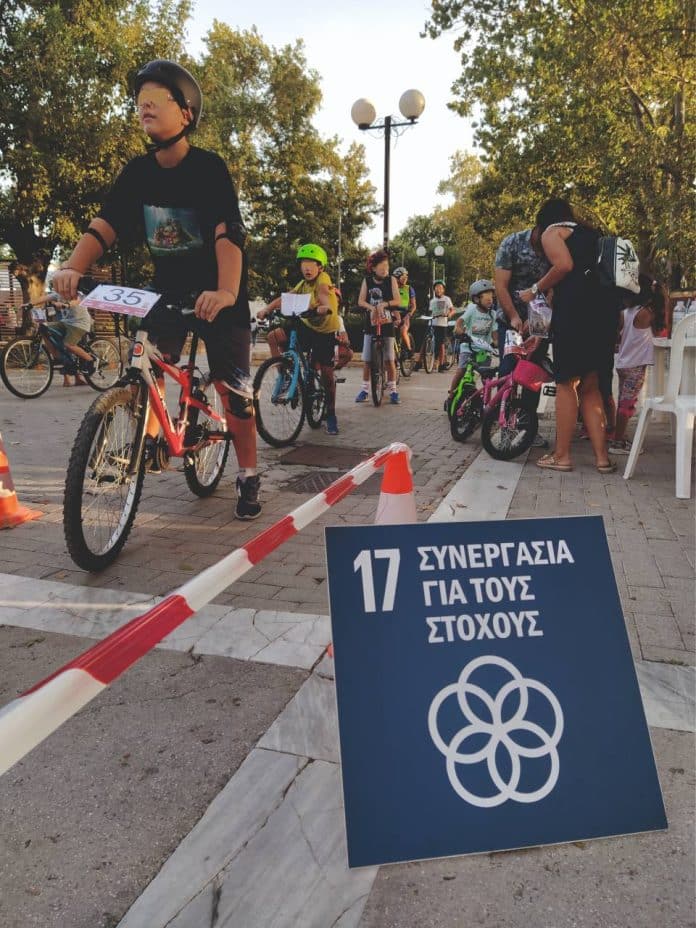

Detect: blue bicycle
[253, 312, 328, 446]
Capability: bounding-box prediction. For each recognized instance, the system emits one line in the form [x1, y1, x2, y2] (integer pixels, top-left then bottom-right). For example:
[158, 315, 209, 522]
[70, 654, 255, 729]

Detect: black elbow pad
[215, 222, 247, 250]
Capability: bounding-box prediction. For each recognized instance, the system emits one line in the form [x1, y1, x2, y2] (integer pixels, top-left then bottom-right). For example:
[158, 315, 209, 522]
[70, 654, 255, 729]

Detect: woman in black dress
[519, 198, 619, 473]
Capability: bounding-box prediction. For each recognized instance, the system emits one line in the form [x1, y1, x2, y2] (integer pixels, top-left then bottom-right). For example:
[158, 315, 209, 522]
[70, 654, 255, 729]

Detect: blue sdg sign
[325, 515, 667, 868]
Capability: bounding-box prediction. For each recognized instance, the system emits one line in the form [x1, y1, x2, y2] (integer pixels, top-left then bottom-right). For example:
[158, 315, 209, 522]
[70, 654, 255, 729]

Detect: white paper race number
[80, 285, 161, 318]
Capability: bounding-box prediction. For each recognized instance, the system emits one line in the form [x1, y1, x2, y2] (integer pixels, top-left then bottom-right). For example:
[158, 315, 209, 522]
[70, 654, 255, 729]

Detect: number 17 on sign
[353, 549, 401, 613]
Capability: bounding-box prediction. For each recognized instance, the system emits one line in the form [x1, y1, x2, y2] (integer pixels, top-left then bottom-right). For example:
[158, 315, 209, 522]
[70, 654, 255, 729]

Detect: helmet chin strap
[145, 127, 189, 153]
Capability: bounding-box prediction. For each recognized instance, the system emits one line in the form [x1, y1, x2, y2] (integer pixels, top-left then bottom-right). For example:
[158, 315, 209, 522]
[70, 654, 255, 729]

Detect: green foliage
[389, 153, 498, 306]
[0, 0, 190, 279]
[195, 23, 377, 301]
[0, 9, 378, 297]
[425, 0, 696, 285]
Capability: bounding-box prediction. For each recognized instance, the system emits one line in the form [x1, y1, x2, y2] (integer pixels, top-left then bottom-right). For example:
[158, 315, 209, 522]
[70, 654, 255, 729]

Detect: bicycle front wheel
[85, 337, 123, 391]
[254, 356, 305, 447]
[371, 342, 385, 406]
[64, 385, 146, 571]
[450, 385, 483, 442]
[481, 398, 538, 461]
[0, 337, 53, 398]
[399, 347, 413, 378]
[305, 370, 327, 428]
[423, 333, 435, 373]
[183, 385, 230, 496]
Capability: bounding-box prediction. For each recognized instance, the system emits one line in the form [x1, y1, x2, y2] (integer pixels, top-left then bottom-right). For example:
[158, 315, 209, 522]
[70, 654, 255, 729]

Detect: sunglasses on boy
[136, 88, 179, 111]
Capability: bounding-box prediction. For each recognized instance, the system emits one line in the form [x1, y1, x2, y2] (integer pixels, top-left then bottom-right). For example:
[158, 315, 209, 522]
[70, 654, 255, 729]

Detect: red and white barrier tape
[0, 442, 412, 776]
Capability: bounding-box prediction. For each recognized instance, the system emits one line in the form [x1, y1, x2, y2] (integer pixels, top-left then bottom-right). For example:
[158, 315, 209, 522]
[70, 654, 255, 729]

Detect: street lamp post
[351, 90, 426, 249]
[416, 243, 445, 296]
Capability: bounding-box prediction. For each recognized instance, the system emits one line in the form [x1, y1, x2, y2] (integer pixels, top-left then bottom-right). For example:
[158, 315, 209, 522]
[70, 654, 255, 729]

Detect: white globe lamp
[399, 89, 426, 122]
[351, 98, 377, 129]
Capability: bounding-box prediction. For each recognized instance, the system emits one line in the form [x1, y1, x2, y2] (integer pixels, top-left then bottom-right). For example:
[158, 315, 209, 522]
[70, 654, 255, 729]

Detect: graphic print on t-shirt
[144, 206, 203, 257]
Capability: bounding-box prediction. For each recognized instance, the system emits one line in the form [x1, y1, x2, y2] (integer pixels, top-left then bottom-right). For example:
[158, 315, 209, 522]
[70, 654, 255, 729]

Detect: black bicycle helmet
[134, 60, 202, 149]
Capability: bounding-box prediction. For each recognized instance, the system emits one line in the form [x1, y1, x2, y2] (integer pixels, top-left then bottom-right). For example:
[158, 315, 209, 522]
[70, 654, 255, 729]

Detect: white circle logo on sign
[427, 655, 564, 808]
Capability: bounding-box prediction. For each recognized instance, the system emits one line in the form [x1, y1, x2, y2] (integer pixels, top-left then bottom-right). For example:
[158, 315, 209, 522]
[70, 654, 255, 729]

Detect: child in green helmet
[258, 243, 341, 434]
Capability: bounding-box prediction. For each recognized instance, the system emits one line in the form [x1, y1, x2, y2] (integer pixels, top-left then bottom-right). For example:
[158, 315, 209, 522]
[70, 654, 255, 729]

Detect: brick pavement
[1, 356, 694, 928]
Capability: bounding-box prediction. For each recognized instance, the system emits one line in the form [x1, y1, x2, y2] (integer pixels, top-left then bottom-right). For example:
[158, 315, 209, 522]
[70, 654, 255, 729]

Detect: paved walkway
[0, 365, 694, 928]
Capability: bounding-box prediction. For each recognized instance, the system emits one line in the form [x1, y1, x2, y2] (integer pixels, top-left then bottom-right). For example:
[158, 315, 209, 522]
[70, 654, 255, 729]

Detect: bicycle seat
[476, 366, 498, 379]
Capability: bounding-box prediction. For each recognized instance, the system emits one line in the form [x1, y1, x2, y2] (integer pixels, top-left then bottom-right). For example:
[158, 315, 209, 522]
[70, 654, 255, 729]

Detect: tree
[0, 0, 190, 300]
[196, 24, 378, 300]
[389, 153, 498, 305]
[425, 0, 696, 285]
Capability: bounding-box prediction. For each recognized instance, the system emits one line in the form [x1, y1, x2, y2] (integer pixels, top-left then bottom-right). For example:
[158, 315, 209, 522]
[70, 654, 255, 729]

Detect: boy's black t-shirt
[97, 146, 249, 324]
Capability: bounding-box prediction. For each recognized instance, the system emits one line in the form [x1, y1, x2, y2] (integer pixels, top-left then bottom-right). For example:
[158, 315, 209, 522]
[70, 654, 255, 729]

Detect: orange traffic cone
[375, 446, 417, 525]
[0, 433, 42, 530]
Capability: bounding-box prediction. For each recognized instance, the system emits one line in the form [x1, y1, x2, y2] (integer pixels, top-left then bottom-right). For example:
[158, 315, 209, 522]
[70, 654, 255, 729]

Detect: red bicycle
[63, 290, 231, 571]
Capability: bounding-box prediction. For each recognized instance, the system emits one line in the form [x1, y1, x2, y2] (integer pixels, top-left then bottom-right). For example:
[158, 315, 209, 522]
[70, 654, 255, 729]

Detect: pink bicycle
[451, 339, 555, 460]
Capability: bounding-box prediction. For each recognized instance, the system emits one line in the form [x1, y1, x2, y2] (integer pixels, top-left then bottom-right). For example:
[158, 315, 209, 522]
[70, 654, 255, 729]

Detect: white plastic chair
[623, 313, 696, 498]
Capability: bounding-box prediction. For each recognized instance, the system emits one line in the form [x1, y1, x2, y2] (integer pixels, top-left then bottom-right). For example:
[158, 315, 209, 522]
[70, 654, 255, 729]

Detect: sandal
[536, 454, 573, 472]
[596, 461, 617, 474]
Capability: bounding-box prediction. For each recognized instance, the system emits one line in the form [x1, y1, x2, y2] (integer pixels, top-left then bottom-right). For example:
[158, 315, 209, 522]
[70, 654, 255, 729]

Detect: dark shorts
[297, 324, 335, 367]
[142, 301, 251, 381]
[433, 326, 448, 351]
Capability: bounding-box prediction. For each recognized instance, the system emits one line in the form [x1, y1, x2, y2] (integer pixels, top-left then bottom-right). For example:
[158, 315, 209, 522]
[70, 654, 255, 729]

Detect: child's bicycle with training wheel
[63, 281, 232, 571]
[450, 337, 553, 459]
[253, 310, 329, 446]
[448, 335, 499, 441]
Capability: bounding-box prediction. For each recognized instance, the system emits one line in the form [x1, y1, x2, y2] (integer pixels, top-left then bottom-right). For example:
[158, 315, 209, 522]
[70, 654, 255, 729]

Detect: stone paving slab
[0, 626, 305, 928]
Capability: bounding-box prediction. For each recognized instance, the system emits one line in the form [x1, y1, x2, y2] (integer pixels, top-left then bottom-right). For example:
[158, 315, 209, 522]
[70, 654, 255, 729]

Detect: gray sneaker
[531, 433, 549, 449]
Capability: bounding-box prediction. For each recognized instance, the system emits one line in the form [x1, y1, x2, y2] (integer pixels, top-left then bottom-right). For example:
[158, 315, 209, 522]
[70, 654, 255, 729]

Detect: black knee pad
[226, 391, 254, 420]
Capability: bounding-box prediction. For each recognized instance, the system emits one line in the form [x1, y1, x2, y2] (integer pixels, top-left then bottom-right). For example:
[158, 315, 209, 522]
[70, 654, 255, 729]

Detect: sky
[185, 0, 476, 245]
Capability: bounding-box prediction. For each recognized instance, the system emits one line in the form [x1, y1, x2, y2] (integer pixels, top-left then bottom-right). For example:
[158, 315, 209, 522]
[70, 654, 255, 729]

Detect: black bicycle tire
[450, 385, 482, 442]
[183, 390, 231, 497]
[423, 333, 435, 373]
[305, 369, 327, 428]
[399, 349, 413, 378]
[371, 341, 385, 406]
[84, 337, 122, 392]
[480, 398, 539, 461]
[253, 356, 305, 447]
[0, 337, 54, 398]
[63, 385, 146, 571]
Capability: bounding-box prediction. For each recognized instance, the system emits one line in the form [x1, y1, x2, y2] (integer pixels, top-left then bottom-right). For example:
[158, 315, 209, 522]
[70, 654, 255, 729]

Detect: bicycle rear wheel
[450, 385, 483, 442]
[423, 333, 435, 373]
[0, 337, 53, 398]
[305, 369, 327, 428]
[481, 397, 538, 460]
[183, 386, 230, 496]
[371, 342, 385, 406]
[399, 347, 413, 378]
[64, 385, 146, 571]
[254, 356, 305, 447]
[84, 337, 122, 391]
[442, 337, 455, 371]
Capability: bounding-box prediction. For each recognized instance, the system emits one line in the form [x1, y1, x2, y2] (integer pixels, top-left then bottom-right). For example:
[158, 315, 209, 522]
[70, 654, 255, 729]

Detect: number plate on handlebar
[79, 285, 161, 317]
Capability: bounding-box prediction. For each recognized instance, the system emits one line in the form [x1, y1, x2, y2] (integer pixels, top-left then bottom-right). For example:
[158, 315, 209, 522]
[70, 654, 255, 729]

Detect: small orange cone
[375, 446, 417, 525]
[0, 433, 42, 530]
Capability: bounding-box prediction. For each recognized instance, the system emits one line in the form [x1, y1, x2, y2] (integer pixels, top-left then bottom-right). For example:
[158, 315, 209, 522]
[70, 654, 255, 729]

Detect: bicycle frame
[128, 326, 226, 458]
[274, 324, 311, 402]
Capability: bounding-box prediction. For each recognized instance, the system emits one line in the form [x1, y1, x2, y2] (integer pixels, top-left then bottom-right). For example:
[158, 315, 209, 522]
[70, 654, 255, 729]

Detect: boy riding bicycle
[33, 291, 96, 386]
[52, 59, 261, 520]
[257, 243, 341, 435]
[392, 266, 416, 356]
[355, 249, 401, 405]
